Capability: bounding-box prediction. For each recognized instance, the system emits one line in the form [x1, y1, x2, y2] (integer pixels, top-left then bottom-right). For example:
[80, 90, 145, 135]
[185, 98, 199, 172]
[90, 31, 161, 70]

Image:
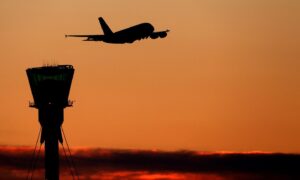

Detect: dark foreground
[0, 146, 299, 179]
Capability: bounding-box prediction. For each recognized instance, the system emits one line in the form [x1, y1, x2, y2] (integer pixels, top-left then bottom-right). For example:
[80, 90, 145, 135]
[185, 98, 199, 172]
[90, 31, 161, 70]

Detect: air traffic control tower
[27, 65, 74, 180]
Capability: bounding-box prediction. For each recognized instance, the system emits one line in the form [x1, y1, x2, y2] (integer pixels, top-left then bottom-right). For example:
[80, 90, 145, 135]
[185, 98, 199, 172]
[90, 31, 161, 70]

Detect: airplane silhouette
[65, 17, 169, 44]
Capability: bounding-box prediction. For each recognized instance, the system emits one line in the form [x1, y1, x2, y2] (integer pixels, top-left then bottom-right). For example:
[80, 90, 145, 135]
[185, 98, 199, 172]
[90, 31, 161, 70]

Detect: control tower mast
[26, 65, 74, 180]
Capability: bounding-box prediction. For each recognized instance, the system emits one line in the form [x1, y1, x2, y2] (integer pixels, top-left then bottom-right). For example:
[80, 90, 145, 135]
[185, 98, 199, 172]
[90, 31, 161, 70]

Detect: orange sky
[0, 0, 299, 153]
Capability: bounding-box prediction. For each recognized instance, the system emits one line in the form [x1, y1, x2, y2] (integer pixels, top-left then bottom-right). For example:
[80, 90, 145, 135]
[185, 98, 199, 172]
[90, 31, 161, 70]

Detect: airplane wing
[65, 34, 104, 41]
[159, 29, 170, 33]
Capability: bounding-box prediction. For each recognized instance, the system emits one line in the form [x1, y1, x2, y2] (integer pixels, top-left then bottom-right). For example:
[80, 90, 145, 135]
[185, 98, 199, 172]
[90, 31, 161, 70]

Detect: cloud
[0, 146, 299, 179]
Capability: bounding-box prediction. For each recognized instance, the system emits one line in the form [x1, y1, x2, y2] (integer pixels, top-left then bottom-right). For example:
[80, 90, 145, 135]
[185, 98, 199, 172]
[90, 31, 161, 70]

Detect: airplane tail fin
[98, 17, 113, 35]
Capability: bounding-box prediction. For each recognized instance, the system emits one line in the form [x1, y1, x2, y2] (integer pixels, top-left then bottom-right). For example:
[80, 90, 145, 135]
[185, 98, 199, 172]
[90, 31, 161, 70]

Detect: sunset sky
[0, 0, 299, 153]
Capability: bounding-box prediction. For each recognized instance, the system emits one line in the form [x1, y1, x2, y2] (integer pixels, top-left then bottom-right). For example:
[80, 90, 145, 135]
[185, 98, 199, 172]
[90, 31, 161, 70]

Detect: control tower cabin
[26, 65, 74, 180]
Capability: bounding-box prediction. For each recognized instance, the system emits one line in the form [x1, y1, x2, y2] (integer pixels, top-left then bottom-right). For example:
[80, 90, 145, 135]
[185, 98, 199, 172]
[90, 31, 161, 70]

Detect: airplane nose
[145, 23, 154, 33]
[149, 24, 154, 32]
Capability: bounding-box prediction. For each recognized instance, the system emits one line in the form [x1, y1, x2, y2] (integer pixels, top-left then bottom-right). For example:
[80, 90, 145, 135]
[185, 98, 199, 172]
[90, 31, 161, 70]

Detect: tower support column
[44, 131, 59, 180]
[40, 107, 63, 180]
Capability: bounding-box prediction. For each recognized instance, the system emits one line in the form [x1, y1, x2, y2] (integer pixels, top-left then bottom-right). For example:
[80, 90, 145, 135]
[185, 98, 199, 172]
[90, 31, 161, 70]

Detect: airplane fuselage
[102, 23, 154, 43]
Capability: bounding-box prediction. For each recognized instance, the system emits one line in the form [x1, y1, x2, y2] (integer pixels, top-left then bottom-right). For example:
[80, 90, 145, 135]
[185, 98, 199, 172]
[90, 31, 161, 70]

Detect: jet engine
[150, 34, 159, 39]
[150, 31, 168, 39]
[158, 32, 167, 38]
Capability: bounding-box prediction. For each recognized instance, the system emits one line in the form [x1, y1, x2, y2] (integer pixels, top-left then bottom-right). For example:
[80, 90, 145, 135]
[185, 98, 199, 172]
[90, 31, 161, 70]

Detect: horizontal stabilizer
[65, 34, 104, 41]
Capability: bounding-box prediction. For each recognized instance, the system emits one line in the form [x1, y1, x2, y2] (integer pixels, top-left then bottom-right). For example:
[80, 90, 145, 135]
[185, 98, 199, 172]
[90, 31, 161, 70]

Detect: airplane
[65, 17, 169, 44]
